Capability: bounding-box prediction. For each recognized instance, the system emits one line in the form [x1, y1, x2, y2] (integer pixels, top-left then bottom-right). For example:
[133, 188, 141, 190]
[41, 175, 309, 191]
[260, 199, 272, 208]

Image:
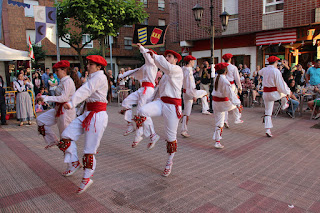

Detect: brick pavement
[0, 102, 320, 212]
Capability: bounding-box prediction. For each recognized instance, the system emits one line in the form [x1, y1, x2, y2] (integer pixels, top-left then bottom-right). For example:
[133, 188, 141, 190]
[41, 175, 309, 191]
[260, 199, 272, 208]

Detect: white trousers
[122, 86, 154, 140]
[36, 107, 76, 146]
[181, 90, 209, 132]
[61, 110, 108, 163]
[139, 99, 181, 142]
[225, 84, 241, 123]
[263, 95, 287, 129]
[213, 111, 225, 142]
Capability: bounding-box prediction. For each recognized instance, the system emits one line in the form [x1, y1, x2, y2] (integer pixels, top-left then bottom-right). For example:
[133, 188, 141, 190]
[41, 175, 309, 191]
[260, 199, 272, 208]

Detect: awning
[256, 29, 297, 46]
[0, 43, 30, 61]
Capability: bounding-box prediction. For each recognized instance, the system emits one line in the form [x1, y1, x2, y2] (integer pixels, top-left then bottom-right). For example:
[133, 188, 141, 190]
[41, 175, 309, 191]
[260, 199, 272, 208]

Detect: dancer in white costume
[136, 49, 183, 177]
[119, 43, 160, 147]
[181, 55, 210, 138]
[36, 60, 81, 176]
[212, 63, 243, 149]
[222, 53, 243, 128]
[61, 55, 111, 194]
[258, 56, 290, 137]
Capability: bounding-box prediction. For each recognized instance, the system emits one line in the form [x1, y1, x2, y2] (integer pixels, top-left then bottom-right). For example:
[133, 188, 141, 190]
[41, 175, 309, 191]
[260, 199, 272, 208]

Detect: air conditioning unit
[316, 8, 320, 22]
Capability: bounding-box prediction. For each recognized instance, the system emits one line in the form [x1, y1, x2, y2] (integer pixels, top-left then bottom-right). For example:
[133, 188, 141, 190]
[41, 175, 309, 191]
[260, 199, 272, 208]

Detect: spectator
[252, 65, 261, 85]
[107, 70, 115, 85]
[48, 73, 58, 96]
[53, 69, 60, 84]
[42, 68, 50, 88]
[287, 79, 300, 117]
[280, 59, 291, 84]
[253, 77, 263, 103]
[74, 67, 81, 79]
[81, 70, 89, 84]
[33, 72, 43, 96]
[35, 99, 44, 112]
[307, 86, 320, 119]
[193, 66, 201, 90]
[36, 87, 50, 110]
[306, 59, 320, 87]
[117, 68, 128, 99]
[292, 64, 305, 86]
[200, 62, 211, 96]
[240, 77, 254, 103]
[0, 75, 7, 125]
[238, 64, 243, 73]
[14, 73, 34, 126]
[40, 69, 44, 77]
[242, 64, 251, 76]
[239, 72, 245, 83]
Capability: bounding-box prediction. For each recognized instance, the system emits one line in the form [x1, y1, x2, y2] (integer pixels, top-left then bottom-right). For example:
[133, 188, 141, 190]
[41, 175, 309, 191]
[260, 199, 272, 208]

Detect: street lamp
[192, 2, 230, 66]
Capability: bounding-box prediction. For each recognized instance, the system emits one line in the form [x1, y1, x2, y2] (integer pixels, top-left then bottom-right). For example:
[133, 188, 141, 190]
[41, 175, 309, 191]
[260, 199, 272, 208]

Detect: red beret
[222, 53, 233, 61]
[86, 55, 107, 66]
[215, 62, 229, 71]
[164, 50, 182, 62]
[53, 60, 70, 69]
[183, 55, 196, 62]
[267, 56, 280, 63]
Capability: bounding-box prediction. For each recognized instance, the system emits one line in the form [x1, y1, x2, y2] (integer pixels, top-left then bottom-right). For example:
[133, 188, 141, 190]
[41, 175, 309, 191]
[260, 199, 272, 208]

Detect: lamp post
[192, 1, 230, 66]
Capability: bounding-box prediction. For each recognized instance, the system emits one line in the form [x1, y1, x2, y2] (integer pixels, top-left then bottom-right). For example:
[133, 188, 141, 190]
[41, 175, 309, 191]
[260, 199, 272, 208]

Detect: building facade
[171, 0, 320, 72]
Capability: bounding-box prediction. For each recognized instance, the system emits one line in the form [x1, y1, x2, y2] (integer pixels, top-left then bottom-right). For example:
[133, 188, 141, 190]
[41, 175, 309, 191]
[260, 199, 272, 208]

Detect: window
[140, 0, 147, 7]
[222, 0, 238, 19]
[158, 0, 165, 11]
[24, 0, 39, 17]
[124, 25, 133, 27]
[158, 19, 166, 26]
[264, 0, 284, 14]
[142, 18, 148, 25]
[82, 34, 93, 48]
[26, 30, 41, 46]
[124, 37, 132, 50]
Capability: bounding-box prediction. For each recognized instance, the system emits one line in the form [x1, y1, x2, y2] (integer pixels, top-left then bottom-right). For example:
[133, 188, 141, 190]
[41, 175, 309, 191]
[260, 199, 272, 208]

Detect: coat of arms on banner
[150, 28, 163, 45]
[138, 27, 147, 45]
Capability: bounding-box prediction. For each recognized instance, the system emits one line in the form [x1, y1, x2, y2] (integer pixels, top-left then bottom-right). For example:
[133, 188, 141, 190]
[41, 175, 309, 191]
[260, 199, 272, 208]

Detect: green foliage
[56, 0, 148, 48]
[31, 45, 46, 68]
[84, 48, 109, 57]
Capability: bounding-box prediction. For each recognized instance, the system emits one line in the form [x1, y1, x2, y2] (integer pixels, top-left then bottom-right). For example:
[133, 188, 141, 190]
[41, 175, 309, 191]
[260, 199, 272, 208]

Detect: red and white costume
[36, 75, 76, 147]
[258, 59, 290, 136]
[212, 63, 241, 149]
[120, 45, 157, 145]
[138, 50, 183, 176]
[181, 65, 210, 136]
[223, 54, 242, 124]
[60, 55, 108, 193]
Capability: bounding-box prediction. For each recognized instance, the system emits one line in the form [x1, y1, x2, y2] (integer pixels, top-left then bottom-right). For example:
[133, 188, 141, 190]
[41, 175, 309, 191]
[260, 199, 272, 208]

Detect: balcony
[262, 11, 284, 30]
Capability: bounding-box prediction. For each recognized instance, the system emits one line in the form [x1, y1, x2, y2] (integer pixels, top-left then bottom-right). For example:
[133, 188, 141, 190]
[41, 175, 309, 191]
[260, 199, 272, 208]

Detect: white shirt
[14, 80, 33, 92]
[259, 65, 290, 101]
[120, 46, 157, 85]
[212, 75, 240, 112]
[44, 76, 75, 103]
[154, 55, 183, 99]
[226, 63, 242, 90]
[182, 66, 196, 97]
[68, 70, 108, 108]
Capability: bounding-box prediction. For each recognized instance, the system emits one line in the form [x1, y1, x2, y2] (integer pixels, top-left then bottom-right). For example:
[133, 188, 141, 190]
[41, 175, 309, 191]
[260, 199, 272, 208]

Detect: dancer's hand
[238, 89, 242, 95]
[63, 103, 71, 110]
[193, 97, 197, 103]
[137, 43, 142, 48]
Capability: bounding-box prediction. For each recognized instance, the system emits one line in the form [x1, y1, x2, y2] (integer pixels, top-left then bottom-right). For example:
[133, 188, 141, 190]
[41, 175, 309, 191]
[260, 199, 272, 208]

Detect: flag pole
[55, 0, 60, 62]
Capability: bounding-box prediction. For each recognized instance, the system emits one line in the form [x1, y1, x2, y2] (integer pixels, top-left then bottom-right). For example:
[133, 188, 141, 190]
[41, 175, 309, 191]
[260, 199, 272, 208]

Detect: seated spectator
[35, 99, 44, 112]
[242, 64, 251, 76]
[36, 87, 50, 110]
[307, 86, 320, 119]
[238, 64, 243, 73]
[252, 77, 263, 103]
[287, 79, 300, 117]
[240, 72, 245, 83]
[240, 77, 254, 103]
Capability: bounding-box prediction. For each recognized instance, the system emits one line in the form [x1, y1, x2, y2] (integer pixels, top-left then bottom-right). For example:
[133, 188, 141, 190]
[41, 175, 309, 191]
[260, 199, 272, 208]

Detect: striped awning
[256, 29, 297, 46]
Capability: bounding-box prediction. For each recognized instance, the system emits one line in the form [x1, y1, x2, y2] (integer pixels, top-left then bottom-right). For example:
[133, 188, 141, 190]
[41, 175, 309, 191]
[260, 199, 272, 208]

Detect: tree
[31, 44, 46, 69]
[56, 0, 148, 70]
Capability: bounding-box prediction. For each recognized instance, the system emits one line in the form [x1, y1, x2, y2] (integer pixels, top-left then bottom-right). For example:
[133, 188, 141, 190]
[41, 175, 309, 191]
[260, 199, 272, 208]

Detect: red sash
[142, 82, 154, 94]
[263, 87, 277, 92]
[212, 96, 229, 102]
[160, 97, 182, 119]
[82, 102, 107, 132]
[182, 89, 186, 93]
[230, 81, 235, 84]
[55, 102, 66, 117]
